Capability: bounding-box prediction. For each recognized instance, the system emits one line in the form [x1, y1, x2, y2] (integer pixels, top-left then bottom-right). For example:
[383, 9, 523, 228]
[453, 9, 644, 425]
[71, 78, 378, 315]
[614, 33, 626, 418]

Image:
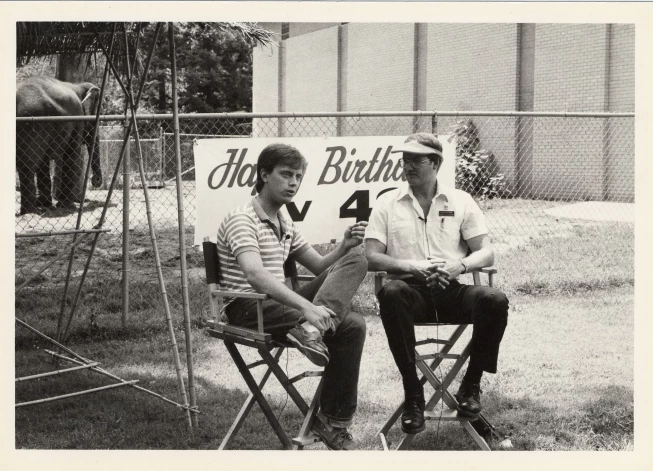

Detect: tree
[139, 23, 257, 115]
[17, 22, 272, 116]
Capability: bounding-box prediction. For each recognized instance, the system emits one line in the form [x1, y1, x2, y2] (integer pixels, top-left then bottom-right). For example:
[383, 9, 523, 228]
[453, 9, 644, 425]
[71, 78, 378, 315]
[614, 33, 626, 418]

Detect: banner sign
[193, 136, 455, 246]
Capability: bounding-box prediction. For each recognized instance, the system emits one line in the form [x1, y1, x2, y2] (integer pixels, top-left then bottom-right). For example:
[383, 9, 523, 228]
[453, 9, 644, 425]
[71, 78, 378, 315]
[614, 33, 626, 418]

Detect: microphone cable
[421, 214, 444, 445]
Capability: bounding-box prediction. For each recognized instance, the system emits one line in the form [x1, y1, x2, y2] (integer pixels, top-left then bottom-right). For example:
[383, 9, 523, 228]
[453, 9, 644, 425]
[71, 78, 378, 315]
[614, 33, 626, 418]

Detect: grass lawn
[14, 286, 633, 451]
[14, 206, 634, 450]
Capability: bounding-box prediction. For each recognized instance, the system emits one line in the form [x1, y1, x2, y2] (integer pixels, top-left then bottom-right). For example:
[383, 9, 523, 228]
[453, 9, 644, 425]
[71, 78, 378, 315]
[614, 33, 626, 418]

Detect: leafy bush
[449, 119, 510, 199]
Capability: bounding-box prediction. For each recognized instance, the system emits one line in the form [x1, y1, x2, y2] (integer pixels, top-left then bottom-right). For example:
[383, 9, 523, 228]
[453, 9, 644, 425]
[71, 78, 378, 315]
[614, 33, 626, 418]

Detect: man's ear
[259, 168, 268, 183]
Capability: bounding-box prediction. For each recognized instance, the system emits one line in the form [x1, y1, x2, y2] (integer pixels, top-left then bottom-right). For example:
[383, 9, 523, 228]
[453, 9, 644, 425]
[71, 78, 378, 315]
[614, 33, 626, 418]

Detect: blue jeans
[226, 252, 368, 427]
[377, 279, 509, 398]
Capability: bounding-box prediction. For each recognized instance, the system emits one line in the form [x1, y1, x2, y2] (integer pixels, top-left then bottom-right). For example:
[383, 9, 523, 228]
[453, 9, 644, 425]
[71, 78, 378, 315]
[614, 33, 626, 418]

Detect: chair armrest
[210, 287, 268, 300]
[295, 275, 316, 282]
[477, 267, 497, 275]
[374, 271, 387, 295]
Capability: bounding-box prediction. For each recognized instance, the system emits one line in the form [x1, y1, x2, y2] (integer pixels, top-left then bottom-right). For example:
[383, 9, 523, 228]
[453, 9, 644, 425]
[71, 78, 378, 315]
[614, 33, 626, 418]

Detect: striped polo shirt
[216, 197, 309, 308]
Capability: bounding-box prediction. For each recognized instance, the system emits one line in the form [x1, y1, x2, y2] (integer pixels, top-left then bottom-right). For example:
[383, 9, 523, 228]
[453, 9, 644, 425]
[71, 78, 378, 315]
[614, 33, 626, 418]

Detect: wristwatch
[460, 259, 469, 274]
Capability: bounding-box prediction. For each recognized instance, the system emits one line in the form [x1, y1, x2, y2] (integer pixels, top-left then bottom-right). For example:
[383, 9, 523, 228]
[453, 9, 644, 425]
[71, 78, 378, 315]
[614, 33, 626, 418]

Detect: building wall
[284, 27, 340, 136]
[532, 24, 608, 200]
[426, 23, 519, 111]
[252, 22, 634, 201]
[289, 23, 340, 37]
[606, 24, 635, 202]
[345, 23, 416, 136]
[426, 24, 520, 189]
[252, 23, 282, 137]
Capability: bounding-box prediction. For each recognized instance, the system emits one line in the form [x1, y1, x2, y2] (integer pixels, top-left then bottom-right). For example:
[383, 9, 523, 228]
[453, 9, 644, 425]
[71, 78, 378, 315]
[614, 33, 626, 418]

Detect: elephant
[16, 75, 103, 215]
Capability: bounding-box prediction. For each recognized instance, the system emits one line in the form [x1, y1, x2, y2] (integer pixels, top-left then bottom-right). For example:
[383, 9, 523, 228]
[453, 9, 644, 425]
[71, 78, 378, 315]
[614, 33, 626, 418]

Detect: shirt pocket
[390, 219, 417, 245]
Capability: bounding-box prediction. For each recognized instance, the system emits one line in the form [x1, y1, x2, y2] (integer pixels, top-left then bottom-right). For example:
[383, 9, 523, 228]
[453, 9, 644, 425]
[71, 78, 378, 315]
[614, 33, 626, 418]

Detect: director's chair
[375, 268, 502, 451]
[203, 238, 325, 450]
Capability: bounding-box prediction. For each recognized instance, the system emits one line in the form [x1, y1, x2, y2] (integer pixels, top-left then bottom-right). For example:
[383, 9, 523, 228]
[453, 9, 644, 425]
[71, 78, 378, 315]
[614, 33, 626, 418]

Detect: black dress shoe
[455, 381, 482, 418]
[401, 395, 425, 434]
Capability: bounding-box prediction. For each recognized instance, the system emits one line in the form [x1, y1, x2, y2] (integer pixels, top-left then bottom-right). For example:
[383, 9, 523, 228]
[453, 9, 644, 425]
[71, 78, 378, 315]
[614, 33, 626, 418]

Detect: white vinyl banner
[193, 136, 455, 246]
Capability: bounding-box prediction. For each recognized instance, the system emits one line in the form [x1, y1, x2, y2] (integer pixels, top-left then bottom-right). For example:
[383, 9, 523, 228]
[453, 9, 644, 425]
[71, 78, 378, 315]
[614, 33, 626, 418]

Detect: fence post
[121, 120, 130, 327]
[158, 126, 164, 187]
[431, 110, 438, 135]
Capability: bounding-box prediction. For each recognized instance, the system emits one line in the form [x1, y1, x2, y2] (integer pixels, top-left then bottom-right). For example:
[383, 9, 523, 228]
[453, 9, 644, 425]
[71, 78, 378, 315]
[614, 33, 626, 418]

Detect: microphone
[284, 234, 291, 240]
[418, 216, 427, 223]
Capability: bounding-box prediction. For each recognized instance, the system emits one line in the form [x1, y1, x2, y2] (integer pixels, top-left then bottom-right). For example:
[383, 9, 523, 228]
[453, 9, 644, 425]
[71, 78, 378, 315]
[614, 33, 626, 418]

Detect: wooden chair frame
[203, 238, 325, 450]
[375, 268, 502, 451]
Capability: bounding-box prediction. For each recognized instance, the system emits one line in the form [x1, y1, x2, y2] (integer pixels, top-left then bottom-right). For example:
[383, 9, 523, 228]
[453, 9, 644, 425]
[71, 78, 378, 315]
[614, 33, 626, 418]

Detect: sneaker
[455, 381, 482, 418]
[312, 421, 357, 450]
[286, 326, 330, 367]
[401, 395, 425, 434]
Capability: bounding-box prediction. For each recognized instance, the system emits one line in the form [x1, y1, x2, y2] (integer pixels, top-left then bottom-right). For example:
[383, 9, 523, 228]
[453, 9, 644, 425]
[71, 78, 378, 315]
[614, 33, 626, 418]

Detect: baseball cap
[390, 140, 443, 158]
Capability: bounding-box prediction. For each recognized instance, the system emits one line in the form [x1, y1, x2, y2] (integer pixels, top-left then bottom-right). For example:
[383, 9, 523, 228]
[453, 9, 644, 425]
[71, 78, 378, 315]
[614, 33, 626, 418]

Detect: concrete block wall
[426, 24, 520, 189]
[606, 24, 635, 201]
[252, 22, 634, 202]
[284, 27, 339, 136]
[252, 23, 282, 137]
[345, 23, 416, 136]
[532, 24, 608, 200]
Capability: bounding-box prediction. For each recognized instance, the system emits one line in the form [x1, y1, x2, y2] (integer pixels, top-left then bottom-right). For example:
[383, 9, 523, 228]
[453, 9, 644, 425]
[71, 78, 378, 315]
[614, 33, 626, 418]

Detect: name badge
[439, 210, 455, 217]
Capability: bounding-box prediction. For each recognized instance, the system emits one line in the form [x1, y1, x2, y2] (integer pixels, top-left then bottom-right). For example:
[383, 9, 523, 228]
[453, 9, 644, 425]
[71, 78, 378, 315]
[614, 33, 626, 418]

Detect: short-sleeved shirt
[365, 183, 488, 278]
[217, 197, 310, 308]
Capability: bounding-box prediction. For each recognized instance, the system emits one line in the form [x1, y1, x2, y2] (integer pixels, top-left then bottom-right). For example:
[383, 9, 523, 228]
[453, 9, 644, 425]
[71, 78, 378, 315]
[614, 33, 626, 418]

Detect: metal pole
[159, 125, 165, 187]
[121, 23, 134, 328]
[169, 22, 197, 428]
[18, 110, 635, 122]
[122, 119, 131, 327]
[432, 109, 438, 135]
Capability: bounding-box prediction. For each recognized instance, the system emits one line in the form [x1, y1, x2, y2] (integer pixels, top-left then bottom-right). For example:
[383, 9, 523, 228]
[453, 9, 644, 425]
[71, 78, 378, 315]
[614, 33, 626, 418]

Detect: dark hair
[405, 132, 444, 169]
[255, 143, 307, 193]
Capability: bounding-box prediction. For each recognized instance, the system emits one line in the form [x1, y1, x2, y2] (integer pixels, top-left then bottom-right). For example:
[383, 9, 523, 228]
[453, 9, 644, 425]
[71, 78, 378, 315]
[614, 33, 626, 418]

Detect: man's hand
[408, 259, 435, 283]
[441, 259, 466, 280]
[300, 304, 337, 335]
[342, 221, 368, 249]
[426, 258, 450, 290]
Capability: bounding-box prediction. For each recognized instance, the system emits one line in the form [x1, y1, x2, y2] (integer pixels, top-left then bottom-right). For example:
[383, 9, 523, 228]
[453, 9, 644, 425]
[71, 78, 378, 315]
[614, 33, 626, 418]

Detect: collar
[251, 197, 290, 238]
[397, 181, 451, 203]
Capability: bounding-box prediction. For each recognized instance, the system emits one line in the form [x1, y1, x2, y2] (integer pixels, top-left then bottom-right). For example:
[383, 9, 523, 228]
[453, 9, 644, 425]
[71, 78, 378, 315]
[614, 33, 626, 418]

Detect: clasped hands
[411, 257, 465, 290]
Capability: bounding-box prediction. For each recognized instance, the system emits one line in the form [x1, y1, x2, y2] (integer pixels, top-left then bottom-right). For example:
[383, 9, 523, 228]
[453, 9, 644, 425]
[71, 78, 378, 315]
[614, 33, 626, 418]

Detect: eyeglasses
[398, 157, 431, 168]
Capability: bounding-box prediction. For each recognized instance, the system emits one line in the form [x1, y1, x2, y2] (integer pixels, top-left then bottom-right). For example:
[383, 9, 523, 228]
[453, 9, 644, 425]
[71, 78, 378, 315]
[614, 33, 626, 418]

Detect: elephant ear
[81, 85, 100, 115]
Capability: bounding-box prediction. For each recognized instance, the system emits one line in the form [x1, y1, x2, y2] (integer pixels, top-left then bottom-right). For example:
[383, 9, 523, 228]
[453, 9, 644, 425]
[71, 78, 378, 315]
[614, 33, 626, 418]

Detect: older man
[364, 132, 509, 434]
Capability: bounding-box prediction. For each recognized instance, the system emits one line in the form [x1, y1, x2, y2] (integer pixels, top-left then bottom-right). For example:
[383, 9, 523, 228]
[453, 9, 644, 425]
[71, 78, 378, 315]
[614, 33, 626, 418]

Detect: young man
[217, 143, 368, 450]
[364, 133, 509, 434]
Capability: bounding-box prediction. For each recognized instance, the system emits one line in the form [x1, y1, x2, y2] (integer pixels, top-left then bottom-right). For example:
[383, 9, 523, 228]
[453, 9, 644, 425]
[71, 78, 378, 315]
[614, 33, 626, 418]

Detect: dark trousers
[226, 252, 368, 427]
[377, 278, 509, 398]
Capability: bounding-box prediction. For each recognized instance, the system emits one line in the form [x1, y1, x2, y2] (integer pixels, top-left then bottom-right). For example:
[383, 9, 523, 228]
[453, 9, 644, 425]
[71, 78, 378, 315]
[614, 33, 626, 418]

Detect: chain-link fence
[15, 111, 634, 323]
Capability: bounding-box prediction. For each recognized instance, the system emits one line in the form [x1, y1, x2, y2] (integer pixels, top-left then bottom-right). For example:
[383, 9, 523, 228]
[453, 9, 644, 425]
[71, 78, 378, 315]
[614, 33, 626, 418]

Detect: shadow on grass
[381, 383, 634, 451]
[16, 358, 321, 450]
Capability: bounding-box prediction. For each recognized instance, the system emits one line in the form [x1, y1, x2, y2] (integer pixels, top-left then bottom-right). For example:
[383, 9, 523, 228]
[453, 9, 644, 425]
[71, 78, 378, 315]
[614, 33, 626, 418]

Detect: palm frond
[17, 22, 274, 67]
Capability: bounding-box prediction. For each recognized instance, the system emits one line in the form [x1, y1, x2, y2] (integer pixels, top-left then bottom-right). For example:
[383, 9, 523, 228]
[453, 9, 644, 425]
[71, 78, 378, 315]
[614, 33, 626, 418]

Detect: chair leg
[223, 341, 293, 449]
[219, 346, 285, 450]
[292, 375, 325, 450]
[257, 345, 310, 416]
[379, 325, 470, 450]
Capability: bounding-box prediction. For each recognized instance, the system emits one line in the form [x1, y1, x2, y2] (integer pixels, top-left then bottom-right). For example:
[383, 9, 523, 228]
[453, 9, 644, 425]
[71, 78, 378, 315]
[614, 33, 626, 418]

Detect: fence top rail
[16, 110, 635, 123]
